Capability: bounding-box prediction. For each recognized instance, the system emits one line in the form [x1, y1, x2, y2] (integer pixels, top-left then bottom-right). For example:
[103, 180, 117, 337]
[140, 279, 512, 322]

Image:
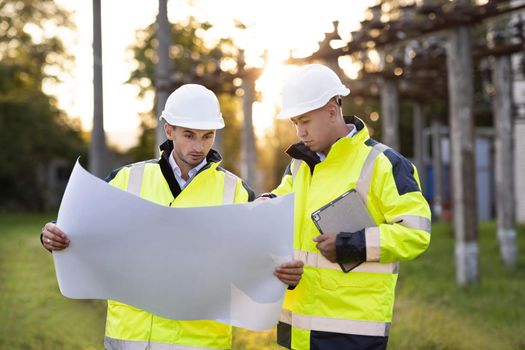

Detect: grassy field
[0, 213, 523, 349]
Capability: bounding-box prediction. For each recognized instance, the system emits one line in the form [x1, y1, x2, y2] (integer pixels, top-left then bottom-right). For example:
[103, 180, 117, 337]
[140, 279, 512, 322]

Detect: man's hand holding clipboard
[311, 189, 376, 273]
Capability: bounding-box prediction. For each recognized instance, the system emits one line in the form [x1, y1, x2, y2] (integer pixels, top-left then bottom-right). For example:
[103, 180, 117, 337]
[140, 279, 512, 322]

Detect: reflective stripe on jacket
[272, 116, 431, 350]
[104, 141, 253, 350]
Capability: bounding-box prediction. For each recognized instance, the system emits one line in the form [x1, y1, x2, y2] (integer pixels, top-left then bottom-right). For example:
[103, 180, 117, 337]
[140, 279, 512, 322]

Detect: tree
[0, 0, 86, 210]
[126, 16, 240, 163]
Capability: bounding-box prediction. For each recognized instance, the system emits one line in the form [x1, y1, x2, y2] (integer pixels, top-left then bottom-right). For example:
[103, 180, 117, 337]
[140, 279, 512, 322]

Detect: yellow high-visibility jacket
[272, 116, 431, 350]
[104, 141, 254, 350]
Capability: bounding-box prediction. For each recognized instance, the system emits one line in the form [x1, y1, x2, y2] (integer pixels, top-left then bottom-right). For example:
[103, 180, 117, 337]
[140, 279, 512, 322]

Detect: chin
[305, 144, 319, 152]
[184, 157, 204, 166]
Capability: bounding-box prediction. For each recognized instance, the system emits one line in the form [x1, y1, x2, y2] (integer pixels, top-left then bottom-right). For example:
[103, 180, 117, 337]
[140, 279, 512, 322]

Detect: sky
[45, 0, 375, 150]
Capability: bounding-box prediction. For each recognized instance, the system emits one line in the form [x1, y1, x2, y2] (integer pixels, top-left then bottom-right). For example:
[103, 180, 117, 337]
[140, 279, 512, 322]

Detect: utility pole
[155, 0, 171, 157]
[446, 1, 479, 285]
[241, 70, 257, 191]
[238, 51, 258, 192]
[89, 0, 108, 178]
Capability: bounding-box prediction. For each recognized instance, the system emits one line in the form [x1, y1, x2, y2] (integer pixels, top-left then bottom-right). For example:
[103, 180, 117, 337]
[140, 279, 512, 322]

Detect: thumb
[313, 234, 326, 242]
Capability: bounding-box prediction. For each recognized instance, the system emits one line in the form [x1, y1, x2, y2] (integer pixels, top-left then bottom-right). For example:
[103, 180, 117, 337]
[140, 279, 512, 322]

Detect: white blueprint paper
[53, 160, 293, 331]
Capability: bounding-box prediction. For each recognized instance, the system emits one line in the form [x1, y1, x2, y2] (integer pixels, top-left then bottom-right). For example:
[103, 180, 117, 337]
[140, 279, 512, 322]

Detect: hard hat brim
[276, 87, 350, 120]
[159, 114, 225, 130]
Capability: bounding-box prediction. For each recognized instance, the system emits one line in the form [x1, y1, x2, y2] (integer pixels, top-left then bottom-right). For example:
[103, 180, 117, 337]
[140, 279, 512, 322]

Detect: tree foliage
[0, 0, 86, 210]
[127, 17, 237, 97]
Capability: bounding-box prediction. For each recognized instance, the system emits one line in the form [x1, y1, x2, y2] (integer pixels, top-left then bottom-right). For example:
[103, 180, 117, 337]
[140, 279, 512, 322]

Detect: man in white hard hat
[40, 84, 304, 350]
[267, 64, 431, 349]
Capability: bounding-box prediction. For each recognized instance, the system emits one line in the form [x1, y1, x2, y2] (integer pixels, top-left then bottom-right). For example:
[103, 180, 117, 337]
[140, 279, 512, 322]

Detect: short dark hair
[330, 95, 342, 106]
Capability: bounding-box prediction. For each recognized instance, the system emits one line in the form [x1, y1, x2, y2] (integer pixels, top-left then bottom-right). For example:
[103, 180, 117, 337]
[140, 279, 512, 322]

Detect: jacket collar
[157, 140, 223, 200]
[285, 116, 370, 173]
[159, 140, 223, 164]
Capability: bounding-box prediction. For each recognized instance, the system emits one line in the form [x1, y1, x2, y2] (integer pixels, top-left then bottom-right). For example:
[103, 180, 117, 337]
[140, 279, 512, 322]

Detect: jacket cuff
[364, 227, 381, 261]
[336, 229, 366, 264]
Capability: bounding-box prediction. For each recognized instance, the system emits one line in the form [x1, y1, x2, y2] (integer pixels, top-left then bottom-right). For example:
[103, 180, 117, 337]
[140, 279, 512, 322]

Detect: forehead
[291, 109, 321, 123]
[177, 126, 215, 135]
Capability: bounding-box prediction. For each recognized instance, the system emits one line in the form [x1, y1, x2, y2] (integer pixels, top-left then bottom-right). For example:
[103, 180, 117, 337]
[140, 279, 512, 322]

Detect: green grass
[0, 213, 523, 349]
[0, 213, 106, 350]
[389, 222, 525, 350]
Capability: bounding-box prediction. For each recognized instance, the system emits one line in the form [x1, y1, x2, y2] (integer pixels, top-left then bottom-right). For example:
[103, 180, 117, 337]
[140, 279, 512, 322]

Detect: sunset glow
[48, 0, 375, 149]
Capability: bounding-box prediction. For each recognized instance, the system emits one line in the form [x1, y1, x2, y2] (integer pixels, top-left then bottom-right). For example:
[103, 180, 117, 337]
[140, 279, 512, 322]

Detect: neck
[320, 122, 350, 155]
[172, 153, 191, 180]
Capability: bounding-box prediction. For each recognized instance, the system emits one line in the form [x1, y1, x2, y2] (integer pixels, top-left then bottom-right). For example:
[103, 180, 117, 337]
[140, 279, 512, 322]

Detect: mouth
[188, 153, 204, 158]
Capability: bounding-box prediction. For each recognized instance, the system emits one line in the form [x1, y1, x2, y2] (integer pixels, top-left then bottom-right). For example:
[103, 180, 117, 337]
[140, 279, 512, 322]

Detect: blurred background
[0, 0, 524, 349]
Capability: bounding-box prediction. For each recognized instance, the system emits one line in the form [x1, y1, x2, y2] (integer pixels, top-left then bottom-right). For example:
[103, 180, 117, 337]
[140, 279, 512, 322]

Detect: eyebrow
[183, 130, 214, 137]
[292, 115, 309, 122]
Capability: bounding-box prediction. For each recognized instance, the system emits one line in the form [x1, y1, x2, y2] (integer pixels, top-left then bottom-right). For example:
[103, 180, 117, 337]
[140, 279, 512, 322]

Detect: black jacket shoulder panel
[383, 149, 420, 195]
[241, 181, 256, 202]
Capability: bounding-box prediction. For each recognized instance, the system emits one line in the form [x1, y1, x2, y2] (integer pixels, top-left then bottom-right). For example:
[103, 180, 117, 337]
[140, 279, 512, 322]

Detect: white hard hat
[277, 64, 350, 120]
[159, 84, 225, 130]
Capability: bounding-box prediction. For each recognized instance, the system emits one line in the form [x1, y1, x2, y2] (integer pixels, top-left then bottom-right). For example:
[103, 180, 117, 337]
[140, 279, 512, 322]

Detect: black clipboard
[311, 189, 376, 272]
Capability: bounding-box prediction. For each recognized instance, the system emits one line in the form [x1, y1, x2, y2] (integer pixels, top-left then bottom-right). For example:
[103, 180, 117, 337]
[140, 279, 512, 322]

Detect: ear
[164, 123, 174, 140]
[326, 102, 338, 122]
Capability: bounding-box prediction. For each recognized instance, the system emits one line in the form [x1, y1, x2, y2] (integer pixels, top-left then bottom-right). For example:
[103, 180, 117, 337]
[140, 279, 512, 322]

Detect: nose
[296, 124, 307, 139]
[193, 140, 204, 153]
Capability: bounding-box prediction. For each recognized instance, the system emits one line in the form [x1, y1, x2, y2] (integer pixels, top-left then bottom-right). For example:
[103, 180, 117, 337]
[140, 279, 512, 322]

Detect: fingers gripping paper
[53, 160, 293, 331]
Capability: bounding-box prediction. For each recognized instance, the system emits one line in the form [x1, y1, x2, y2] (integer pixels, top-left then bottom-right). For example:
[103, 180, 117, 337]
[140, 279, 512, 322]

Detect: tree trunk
[155, 0, 170, 157]
[491, 53, 517, 267]
[446, 24, 479, 285]
[89, 0, 108, 178]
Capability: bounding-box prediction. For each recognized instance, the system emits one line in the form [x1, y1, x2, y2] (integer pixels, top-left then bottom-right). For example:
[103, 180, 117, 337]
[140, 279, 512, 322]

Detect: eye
[184, 133, 194, 139]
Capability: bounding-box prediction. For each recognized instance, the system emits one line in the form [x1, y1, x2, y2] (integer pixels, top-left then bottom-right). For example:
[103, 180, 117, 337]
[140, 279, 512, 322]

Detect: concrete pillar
[413, 103, 425, 192]
[446, 23, 479, 285]
[381, 79, 400, 150]
[431, 118, 443, 221]
[511, 13, 525, 224]
[489, 39, 517, 266]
